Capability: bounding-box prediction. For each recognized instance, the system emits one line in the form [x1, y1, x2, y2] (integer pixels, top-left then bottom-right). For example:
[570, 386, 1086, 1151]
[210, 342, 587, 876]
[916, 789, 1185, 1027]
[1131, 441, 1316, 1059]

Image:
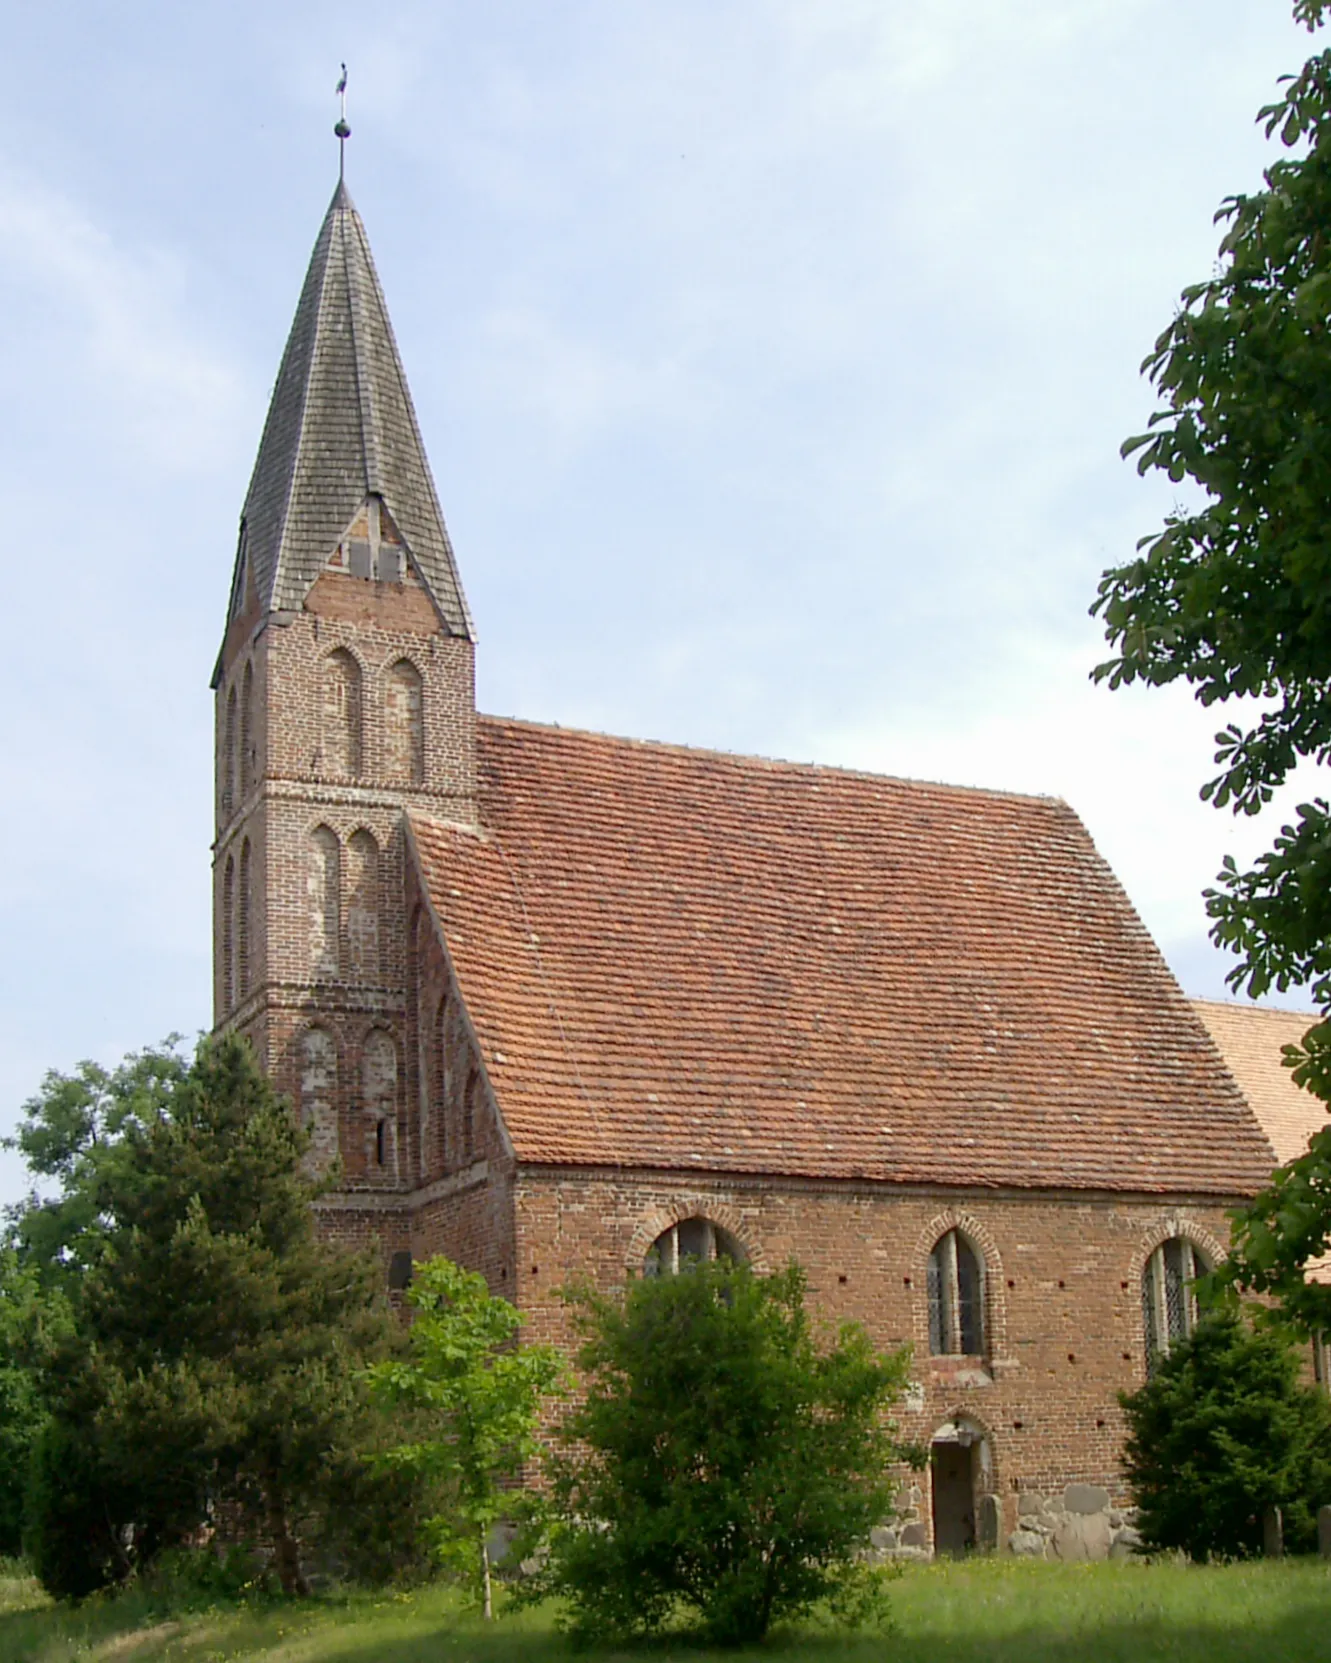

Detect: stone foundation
[1007, 1485, 1140, 1561]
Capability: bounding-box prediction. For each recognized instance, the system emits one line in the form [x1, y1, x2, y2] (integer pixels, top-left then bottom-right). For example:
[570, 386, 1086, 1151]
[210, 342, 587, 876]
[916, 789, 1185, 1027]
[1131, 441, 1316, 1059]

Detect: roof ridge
[1190, 996, 1318, 1017]
[476, 710, 1066, 807]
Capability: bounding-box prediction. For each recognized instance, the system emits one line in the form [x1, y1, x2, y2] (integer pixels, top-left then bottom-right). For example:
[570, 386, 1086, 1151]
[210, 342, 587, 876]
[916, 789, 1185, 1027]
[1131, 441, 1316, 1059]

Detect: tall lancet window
[240, 661, 255, 797]
[300, 1026, 338, 1173]
[237, 838, 252, 999]
[223, 686, 237, 819]
[323, 649, 362, 778]
[927, 1230, 984, 1356]
[363, 1030, 398, 1176]
[385, 659, 424, 785]
[309, 825, 341, 975]
[221, 855, 235, 1011]
[1142, 1237, 1210, 1373]
[346, 830, 381, 981]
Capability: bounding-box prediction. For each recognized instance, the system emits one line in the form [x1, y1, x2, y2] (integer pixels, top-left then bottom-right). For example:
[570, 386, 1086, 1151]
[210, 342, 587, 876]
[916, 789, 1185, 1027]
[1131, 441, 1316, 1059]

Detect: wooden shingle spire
[215, 181, 472, 682]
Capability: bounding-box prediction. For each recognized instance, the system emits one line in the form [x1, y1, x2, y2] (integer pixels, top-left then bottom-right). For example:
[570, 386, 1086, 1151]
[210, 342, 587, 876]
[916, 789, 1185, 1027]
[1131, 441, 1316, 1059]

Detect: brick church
[212, 179, 1324, 1560]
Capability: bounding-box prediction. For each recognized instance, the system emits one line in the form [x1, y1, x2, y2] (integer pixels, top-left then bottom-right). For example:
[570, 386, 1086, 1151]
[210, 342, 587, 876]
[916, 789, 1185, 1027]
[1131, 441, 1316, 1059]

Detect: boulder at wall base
[1008, 1529, 1046, 1558]
[1052, 1511, 1113, 1562]
[1063, 1484, 1110, 1516]
[1109, 1525, 1142, 1561]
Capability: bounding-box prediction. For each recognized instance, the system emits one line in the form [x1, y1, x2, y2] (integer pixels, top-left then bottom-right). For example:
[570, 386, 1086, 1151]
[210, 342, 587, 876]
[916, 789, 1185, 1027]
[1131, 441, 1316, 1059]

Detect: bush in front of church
[532, 1257, 911, 1645]
[1119, 1307, 1331, 1561]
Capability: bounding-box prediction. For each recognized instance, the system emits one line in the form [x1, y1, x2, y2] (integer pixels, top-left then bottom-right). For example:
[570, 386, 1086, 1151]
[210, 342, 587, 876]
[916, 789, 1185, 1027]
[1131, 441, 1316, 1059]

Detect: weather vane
[334, 63, 351, 180]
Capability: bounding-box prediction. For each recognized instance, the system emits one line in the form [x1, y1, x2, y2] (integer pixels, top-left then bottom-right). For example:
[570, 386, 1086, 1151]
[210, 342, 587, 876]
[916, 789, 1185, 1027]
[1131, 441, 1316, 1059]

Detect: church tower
[212, 180, 476, 1202]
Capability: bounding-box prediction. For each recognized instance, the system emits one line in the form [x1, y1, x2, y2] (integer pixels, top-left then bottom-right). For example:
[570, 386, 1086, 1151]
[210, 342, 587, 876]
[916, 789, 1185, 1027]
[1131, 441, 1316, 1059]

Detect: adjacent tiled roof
[409, 718, 1276, 1196]
[222, 180, 471, 648]
[1192, 1000, 1324, 1167]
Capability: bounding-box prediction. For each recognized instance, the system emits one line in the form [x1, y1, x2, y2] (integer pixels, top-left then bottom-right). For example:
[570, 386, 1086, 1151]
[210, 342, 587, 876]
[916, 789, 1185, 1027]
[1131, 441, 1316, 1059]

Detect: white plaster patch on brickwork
[308, 826, 341, 975]
[300, 1025, 339, 1175]
[362, 1028, 400, 1184]
[347, 830, 382, 982]
[322, 648, 363, 779]
[385, 658, 425, 786]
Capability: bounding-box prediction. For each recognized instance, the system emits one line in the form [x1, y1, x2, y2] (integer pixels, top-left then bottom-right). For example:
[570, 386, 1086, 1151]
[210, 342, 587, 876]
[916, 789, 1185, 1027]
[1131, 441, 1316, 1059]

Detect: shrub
[537, 1258, 911, 1645]
[1119, 1308, 1331, 1560]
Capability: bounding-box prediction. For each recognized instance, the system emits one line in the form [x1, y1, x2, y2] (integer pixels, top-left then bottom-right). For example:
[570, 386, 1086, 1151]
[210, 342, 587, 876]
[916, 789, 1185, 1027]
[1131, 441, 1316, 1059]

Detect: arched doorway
[930, 1417, 990, 1557]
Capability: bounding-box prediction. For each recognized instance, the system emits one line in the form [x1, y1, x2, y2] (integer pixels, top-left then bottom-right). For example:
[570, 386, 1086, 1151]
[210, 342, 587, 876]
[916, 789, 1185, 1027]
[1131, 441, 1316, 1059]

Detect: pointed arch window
[385, 659, 424, 785]
[323, 649, 362, 778]
[462, 1067, 477, 1161]
[237, 838, 252, 999]
[346, 830, 381, 981]
[300, 1026, 338, 1172]
[363, 1030, 398, 1177]
[644, 1217, 745, 1276]
[221, 854, 235, 1012]
[308, 826, 341, 975]
[240, 661, 255, 797]
[434, 993, 450, 1172]
[928, 1230, 984, 1356]
[223, 686, 237, 819]
[1142, 1237, 1210, 1372]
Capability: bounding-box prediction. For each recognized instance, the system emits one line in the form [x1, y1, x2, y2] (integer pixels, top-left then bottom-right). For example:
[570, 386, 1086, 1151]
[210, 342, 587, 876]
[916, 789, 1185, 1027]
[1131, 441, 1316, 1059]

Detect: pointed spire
[228, 181, 473, 643]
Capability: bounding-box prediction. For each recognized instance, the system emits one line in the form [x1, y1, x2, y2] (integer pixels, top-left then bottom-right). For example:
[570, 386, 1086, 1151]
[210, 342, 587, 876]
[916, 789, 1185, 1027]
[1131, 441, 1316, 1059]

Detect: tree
[537, 1257, 910, 1646]
[368, 1256, 565, 1618]
[1093, 6, 1331, 1325]
[0, 1251, 60, 1559]
[13, 1034, 401, 1597]
[1119, 1308, 1331, 1560]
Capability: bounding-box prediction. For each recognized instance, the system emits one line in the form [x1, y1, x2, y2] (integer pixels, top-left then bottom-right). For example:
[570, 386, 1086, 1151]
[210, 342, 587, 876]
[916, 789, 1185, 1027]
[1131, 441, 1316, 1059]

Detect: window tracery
[1142, 1236, 1210, 1370]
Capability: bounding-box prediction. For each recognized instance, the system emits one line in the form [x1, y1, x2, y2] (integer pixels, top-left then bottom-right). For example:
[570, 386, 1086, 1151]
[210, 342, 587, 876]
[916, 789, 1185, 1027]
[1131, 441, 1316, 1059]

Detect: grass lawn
[3, 1556, 1330, 1663]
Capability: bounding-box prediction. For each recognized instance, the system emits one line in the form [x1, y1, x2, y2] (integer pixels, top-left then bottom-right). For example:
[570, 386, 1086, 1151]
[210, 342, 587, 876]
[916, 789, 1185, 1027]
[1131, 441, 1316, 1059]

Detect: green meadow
[4, 1557, 1330, 1663]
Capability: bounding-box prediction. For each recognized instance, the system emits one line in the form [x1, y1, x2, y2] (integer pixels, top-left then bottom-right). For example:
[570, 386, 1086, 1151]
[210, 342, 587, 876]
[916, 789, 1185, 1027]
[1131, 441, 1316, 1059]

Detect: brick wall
[507, 1167, 1235, 1552]
[212, 560, 476, 1216]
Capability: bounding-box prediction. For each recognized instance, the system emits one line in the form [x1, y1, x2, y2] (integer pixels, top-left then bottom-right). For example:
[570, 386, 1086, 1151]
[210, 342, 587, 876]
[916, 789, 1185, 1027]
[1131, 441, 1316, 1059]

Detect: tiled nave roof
[1192, 999, 1324, 1169]
[410, 717, 1276, 1196]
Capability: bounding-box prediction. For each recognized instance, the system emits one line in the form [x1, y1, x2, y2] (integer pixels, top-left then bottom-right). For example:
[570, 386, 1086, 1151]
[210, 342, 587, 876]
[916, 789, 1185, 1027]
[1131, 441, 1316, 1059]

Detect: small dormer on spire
[215, 179, 472, 684]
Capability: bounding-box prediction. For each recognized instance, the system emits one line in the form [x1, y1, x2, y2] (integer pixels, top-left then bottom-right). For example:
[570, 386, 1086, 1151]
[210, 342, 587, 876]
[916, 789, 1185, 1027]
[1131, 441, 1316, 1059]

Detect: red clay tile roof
[409, 717, 1276, 1195]
[1191, 1000, 1322, 1168]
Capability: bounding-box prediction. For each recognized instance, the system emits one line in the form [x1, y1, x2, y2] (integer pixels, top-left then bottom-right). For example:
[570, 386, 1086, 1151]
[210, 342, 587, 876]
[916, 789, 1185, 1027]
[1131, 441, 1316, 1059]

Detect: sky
[0, 1, 1324, 1207]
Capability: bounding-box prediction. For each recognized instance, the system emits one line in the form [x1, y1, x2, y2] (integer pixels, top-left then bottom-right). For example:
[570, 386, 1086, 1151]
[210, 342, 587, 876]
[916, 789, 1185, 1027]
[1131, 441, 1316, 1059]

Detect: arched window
[300, 1026, 338, 1171]
[322, 649, 362, 778]
[221, 854, 235, 1011]
[437, 994, 475, 1172]
[1142, 1236, 1210, 1370]
[240, 661, 255, 796]
[385, 659, 424, 785]
[308, 825, 341, 974]
[644, 1216, 745, 1276]
[363, 1030, 398, 1176]
[223, 685, 237, 818]
[462, 1068, 477, 1161]
[928, 1230, 984, 1356]
[237, 838, 252, 999]
[434, 993, 449, 1171]
[346, 830, 381, 981]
